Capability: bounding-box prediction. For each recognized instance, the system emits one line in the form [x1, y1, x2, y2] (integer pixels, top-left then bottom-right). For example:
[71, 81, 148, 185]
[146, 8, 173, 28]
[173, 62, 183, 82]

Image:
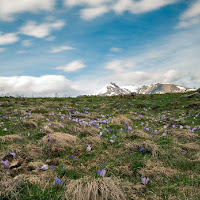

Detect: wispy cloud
[50, 45, 74, 53]
[110, 47, 122, 52]
[19, 20, 65, 38]
[64, 0, 177, 20]
[177, 0, 200, 28]
[55, 60, 86, 72]
[0, 0, 56, 21]
[21, 39, 32, 47]
[0, 32, 19, 45]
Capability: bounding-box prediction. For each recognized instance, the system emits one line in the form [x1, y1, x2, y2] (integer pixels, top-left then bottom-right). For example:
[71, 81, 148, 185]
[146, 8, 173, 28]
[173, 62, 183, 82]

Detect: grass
[0, 92, 199, 199]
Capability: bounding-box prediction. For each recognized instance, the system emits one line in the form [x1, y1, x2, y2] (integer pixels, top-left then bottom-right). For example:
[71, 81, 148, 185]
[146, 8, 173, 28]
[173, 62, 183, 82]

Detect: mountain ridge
[94, 82, 196, 96]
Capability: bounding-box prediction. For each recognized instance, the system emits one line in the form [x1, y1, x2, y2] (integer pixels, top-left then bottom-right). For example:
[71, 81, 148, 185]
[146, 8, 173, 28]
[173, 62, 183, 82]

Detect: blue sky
[0, 0, 200, 97]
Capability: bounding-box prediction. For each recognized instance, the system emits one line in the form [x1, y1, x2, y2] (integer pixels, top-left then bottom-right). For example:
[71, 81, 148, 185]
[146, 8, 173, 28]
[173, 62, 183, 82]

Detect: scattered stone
[9, 160, 21, 170]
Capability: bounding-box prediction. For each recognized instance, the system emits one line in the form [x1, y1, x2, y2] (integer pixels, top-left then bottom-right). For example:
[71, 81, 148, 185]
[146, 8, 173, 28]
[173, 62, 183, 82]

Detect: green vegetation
[0, 92, 199, 199]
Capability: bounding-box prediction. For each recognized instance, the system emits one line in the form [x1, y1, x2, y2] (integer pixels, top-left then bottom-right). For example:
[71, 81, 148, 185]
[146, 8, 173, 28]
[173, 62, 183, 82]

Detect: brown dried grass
[64, 176, 126, 200]
[0, 134, 22, 143]
[111, 115, 131, 125]
[125, 140, 159, 157]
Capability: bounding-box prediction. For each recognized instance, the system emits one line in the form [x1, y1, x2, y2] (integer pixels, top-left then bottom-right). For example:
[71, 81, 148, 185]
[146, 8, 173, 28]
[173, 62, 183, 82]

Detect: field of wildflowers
[0, 92, 199, 199]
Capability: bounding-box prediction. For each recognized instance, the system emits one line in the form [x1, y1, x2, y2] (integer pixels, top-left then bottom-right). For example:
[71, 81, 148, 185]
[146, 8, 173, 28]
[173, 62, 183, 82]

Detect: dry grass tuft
[64, 176, 126, 200]
[0, 173, 27, 199]
[69, 125, 100, 137]
[125, 140, 159, 157]
[82, 136, 101, 145]
[26, 144, 43, 158]
[139, 160, 176, 183]
[41, 132, 77, 156]
[20, 120, 38, 130]
[111, 115, 131, 125]
[0, 134, 22, 143]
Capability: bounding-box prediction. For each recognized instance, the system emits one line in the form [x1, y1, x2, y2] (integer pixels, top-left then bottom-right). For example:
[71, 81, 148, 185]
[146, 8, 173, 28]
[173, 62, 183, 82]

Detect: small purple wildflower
[40, 165, 48, 170]
[2, 160, 9, 168]
[86, 145, 92, 152]
[103, 162, 106, 166]
[141, 177, 149, 185]
[55, 178, 63, 185]
[128, 126, 132, 131]
[139, 147, 145, 152]
[61, 168, 66, 171]
[97, 169, 106, 177]
[51, 166, 55, 169]
[70, 156, 75, 158]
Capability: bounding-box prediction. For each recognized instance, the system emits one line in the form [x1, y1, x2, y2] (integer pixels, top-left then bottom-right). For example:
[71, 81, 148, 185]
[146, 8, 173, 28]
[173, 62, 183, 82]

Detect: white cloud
[0, 32, 19, 45]
[55, 60, 86, 72]
[110, 47, 122, 52]
[19, 20, 65, 38]
[0, 75, 80, 97]
[106, 59, 136, 73]
[177, 0, 200, 28]
[0, 0, 55, 21]
[0, 48, 5, 52]
[21, 39, 32, 47]
[80, 6, 110, 20]
[17, 50, 26, 54]
[46, 36, 56, 41]
[113, 0, 176, 14]
[50, 45, 74, 53]
[64, 0, 177, 20]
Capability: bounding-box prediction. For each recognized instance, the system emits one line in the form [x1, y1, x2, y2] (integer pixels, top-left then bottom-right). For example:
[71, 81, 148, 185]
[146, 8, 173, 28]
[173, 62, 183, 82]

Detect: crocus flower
[172, 125, 175, 128]
[10, 152, 16, 157]
[70, 156, 75, 158]
[180, 125, 183, 129]
[97, 169, 106, 177]
[162, 132, 167, 136]
[110, 139, 114, 143]
[86, 145, 92, 152]
[51, 166, 55, 169]
[139, 147, 145, 151]
[55, 178, 63, 185]
[120, 128, 123, 132]
[98, 132, 102, 137]
[40, 165, 48, 170]
[141, 177, 149, 185]
[2, 160, 9, 168]
[128, 126, 132, 131]
[103, 162, 106, 166]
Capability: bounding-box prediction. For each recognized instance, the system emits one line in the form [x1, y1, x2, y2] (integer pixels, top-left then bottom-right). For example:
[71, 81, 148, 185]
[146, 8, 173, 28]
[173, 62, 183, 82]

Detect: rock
[9, 160, 21, 169]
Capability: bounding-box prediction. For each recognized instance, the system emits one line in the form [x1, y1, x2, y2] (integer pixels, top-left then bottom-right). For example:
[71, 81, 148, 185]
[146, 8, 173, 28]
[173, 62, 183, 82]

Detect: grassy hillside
[0, 93, 199, 200]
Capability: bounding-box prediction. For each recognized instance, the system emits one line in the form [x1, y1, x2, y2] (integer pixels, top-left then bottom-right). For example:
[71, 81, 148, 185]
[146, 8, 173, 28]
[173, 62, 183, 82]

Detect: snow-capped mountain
[137, 83, 195, 94]
[94, 82, 195, 96]
[94, 82, 132, 96]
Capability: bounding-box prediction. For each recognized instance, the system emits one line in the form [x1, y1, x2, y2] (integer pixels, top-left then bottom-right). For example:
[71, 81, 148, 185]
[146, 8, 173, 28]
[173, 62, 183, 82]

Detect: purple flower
[97, 169, 106, 177]
[51, 166, 55, 169]
[120, 128, 123, 132]
[103, 162, 106, 166]
[2, 160, 9, 168]
[139, 147, 145, 152]
[86, 145, 92, 152]
[128, 126, 132, 131]
[146, 128, 149, 131]
[162, 132, 167, 136]
[70, 156, 75, 158]
[98, 132, 103, 137]
[180, 125, 183, 129]
[61, 168, 66, 171]
[110, 139, 114, 143]
[40, 165, 48, 170]
[141, 177, 149, 185]
[55, 178, 63, 185]
[172, 125, 175, 128]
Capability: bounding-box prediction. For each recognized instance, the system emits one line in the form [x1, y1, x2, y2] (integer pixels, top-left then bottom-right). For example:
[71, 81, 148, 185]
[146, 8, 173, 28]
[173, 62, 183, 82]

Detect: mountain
[94, 82, 195, 96]
[137, 83, 195, 94]
[94, 82, 132, 96]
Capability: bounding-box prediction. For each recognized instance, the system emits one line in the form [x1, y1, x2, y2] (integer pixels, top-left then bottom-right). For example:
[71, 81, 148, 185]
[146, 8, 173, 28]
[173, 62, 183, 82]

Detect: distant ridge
[94, 82, 195, 96]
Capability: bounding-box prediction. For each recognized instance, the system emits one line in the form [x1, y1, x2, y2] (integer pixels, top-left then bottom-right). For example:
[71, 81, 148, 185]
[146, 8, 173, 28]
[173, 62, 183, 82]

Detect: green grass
[0, 92, 200, 199]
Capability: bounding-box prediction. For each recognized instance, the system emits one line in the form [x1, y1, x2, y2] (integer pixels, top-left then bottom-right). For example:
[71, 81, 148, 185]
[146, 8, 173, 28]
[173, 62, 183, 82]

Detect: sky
[0, 0, 200, 97]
